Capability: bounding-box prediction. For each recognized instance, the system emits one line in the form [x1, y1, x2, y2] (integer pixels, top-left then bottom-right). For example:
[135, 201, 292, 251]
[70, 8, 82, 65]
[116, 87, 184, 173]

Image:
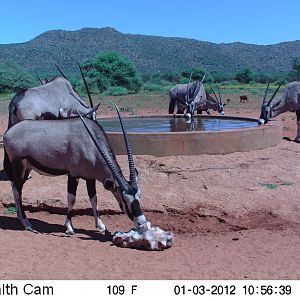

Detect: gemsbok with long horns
[2, 64, 103, 231]
[8, 63, 98, 129]
[197, 85, 226, 115]
[168, 76, 208, 119]
[259, 81, 300, 142]
[3, 106, 147, 233]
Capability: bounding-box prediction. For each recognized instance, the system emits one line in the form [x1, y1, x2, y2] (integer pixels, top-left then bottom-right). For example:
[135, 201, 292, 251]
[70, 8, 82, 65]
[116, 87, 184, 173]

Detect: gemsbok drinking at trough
[3, 106, 147, 235]
[168, 76, 208, 119]
[259, 81, 300, 142]
[196, 85, 226, 115]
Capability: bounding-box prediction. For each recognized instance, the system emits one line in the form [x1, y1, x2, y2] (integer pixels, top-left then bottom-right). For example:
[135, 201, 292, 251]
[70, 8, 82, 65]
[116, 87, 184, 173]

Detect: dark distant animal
[168, 80, 208, 118]
[259, 81, 300, 142]
[3, 107, 147, 233]
[239, 95, 248, 103]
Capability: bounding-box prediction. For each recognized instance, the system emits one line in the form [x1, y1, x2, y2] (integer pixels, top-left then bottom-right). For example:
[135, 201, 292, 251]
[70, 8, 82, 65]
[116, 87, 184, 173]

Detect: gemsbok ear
[103, 178, 116, 191]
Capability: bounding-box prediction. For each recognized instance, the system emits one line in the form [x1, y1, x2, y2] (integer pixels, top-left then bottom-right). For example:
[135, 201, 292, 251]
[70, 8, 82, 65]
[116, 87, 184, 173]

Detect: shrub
[235, 68, 254, 84]
[143, 83, 164, 93]
[0, 60, 35, 92]
[108, 86, 129, 96]
[181, 66, 214, 82]
[81, 52, 142, 93]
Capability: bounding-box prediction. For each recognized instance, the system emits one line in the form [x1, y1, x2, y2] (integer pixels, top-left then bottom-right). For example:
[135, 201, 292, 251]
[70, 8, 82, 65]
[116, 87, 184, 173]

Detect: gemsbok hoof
[25, 226, 33, 232]
[65, 228, 75, 235]
[294, 138, 300, 143]
[65, 221, 75, 235]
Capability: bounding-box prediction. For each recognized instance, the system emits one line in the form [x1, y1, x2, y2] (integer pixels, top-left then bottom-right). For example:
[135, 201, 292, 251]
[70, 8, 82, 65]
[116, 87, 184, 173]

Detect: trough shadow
[0, 215, 113, 243]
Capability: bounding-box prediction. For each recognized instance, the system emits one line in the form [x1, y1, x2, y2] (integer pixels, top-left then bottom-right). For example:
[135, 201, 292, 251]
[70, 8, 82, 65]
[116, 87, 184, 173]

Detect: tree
[81, 52, 142, 93]
[181, 66, 214, 82]
[292, 57, 300, 82]
[0, 60, 35, 92]
[235, 68, 254, 84]
[254, 73, 271, 84]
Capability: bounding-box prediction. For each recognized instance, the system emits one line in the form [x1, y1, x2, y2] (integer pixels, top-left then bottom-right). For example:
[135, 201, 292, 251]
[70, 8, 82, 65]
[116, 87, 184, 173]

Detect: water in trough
[98, 116, 258, 132]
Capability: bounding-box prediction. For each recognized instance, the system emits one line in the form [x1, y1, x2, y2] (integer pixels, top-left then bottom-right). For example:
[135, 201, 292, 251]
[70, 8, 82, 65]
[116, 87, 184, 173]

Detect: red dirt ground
[0, 97, 300, 279]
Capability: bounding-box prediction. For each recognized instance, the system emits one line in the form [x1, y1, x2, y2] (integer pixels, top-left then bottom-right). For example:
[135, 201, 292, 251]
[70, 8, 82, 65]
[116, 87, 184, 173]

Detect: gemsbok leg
[86, 179, 106, 233]
[64, 175, 79, 235]
[64, 176, 106, 235]
[296, 109, 300, 143]
[10, 159, 32, 230]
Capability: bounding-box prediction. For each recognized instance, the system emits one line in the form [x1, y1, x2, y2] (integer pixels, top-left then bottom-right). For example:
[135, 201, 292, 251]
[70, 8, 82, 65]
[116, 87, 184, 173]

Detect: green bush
[108, 86, 129, 96]
[0, 60, 35, 92]
[235, 68, 254, 84]
[181, 66, 214, 82]
[143, 83, 164, 93]
[81, 52, 142, 93]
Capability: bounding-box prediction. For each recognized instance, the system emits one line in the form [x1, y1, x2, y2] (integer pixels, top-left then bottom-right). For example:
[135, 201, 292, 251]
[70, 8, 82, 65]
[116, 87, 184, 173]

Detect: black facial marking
[131, 199, 143, 217]
[122, 199, 133, 221]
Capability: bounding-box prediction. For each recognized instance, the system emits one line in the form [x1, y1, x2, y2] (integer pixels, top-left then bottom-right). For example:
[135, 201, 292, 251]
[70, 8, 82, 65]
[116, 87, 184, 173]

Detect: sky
[0, 0, 299, 45]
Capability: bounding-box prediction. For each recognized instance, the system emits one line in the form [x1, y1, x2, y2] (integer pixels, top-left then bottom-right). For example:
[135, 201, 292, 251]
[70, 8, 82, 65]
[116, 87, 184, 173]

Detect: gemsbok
[197, 86, 226, 115]
[168, 77, 208, 119]
[259, 81, 300, 142]
[3, 106, 147, 234]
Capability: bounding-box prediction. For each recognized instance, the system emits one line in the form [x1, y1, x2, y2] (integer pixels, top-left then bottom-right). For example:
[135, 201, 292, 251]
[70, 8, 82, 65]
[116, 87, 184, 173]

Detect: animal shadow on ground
[0, 169, 9, 181]
[0, 215, 113, 243]
[283, 136, 300, 143]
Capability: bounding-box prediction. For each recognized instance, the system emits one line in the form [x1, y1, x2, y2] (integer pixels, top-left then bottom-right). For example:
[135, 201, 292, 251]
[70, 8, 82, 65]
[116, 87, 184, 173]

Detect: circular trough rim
[98, 114, 282, 156]
[98, 114, 279, 135]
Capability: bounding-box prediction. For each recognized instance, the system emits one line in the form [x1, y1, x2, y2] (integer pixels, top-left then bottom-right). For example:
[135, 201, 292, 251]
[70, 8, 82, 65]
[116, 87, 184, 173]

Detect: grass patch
[3, 206, 17, 215]
[259, 183, 278, 189]
[259, 180, 294, 189]
[282, 180, 294, 186]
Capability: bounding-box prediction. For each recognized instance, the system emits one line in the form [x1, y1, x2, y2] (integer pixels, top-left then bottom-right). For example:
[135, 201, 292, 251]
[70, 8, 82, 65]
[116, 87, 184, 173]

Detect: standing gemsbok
[3, 106, 147, 233]
[7, 64, 98, 129]
[259, 81, 300, 142]
[168, 77, 208, 118]
[2, 64, 104, 232]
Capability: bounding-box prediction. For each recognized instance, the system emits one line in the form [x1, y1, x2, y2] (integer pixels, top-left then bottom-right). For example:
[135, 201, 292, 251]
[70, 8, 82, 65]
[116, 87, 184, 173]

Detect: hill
[0, 27, 299, 74]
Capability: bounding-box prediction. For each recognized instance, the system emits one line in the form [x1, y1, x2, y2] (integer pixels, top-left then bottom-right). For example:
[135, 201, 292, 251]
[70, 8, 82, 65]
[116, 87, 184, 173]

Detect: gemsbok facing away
[3, 106, 147, 234]
[259, 81, 300, 142]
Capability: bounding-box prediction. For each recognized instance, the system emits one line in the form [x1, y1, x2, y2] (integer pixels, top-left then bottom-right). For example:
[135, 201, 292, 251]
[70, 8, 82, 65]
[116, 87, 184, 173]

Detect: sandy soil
[0, 96, 300, 279]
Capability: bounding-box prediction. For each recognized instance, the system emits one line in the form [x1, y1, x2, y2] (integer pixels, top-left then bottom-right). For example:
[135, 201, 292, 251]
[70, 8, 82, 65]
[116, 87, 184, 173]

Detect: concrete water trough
[0, 116, 282, 156]
[98, 115, 282, 156]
